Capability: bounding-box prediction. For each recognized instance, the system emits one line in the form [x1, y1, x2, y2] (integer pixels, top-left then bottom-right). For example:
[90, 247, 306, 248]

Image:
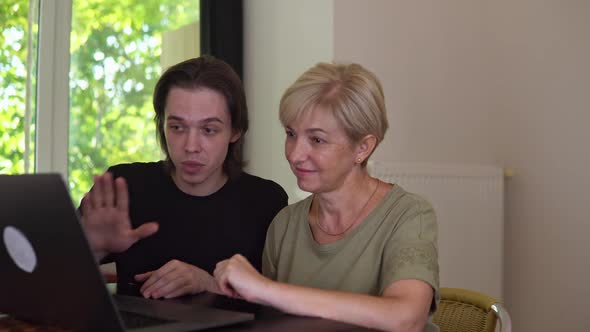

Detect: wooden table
[0, 315, 72, 331]
[0, 294, 374, 332]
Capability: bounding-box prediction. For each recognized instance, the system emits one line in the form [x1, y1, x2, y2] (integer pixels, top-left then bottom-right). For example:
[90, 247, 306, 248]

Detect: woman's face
[284, 106, 360, 194]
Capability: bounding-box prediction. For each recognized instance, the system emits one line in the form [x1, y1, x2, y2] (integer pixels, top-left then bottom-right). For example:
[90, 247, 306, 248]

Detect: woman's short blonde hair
[279, 62, 389, 157]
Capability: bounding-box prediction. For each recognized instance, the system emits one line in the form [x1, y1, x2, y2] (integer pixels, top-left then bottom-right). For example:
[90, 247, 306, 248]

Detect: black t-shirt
[101, 161, 288, 295]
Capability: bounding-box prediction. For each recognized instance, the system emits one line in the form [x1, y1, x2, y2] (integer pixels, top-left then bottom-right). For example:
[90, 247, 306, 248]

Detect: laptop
[0, 173, 254, 332]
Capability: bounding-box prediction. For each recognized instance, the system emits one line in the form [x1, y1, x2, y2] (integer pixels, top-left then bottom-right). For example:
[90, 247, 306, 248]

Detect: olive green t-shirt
[262, 184, 440, 331]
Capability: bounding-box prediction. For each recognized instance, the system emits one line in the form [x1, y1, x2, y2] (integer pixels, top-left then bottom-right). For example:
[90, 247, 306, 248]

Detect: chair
[433, 287, 512, 332]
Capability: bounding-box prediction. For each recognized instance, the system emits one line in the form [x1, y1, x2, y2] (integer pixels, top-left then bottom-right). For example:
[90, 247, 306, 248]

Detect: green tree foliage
[0, 0, 36, 174]
[1, 1, 198, 204]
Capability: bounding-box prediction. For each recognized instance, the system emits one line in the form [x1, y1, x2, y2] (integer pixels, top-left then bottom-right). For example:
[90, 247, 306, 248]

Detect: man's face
[164, 87, 240, 196]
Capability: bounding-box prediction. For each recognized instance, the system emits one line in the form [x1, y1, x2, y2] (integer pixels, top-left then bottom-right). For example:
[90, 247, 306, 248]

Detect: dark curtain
[200, 0, 243, 79]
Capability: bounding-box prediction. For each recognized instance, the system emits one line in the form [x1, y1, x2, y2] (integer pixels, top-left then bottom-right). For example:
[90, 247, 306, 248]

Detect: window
[1, 0, 242, 205]
[1, 0, 200, 204]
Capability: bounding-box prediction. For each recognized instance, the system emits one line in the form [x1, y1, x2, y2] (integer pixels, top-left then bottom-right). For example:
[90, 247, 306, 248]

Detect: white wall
[244, 1, 590, 331]
[490, 1, 590, 331]
[243, 0, 333, 202]
[334, 0, 503, 165]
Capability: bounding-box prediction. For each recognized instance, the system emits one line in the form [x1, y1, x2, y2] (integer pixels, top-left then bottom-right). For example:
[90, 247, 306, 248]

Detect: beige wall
[334, 1, 503, 165]
[244, 1, 590, 331]
[489, 1, 590, 331]
[243, 0, 333, 202]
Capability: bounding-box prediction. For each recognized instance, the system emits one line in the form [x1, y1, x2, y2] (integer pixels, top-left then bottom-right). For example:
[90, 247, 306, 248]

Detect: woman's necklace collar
[314, 179, 381, 237]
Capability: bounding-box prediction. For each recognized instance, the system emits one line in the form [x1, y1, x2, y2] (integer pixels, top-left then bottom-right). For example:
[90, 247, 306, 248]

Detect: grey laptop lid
[0, 174, 253, 332]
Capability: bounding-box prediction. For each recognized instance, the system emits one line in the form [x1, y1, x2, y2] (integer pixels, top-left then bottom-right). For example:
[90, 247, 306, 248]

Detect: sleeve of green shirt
[379, 199, 440, 312]
[262, 207, 290, 279]
[261, 234, 277, 279]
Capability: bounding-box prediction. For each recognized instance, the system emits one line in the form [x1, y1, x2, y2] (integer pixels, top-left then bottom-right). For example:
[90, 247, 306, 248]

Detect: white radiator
[369, 162, 504, 300]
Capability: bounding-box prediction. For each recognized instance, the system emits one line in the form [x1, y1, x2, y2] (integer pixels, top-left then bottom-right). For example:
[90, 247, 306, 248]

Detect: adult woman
[215, 62, 439, 331]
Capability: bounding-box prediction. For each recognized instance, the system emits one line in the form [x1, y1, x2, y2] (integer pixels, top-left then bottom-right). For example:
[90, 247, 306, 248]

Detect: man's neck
[171, 171, 229, 197]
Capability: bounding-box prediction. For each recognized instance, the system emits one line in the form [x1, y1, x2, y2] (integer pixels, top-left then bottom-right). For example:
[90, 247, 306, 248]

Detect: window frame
[35, 0, 71, 177]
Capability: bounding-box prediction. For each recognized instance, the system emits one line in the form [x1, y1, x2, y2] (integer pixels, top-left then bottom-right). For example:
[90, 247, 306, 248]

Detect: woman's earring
[356, 158, 363, 164]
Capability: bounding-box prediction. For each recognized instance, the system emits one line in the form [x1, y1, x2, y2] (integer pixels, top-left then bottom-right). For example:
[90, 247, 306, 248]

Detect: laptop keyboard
[119, 310, 174, 329]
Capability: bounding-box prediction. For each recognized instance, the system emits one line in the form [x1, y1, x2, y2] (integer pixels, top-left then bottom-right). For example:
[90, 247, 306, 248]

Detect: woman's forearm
[259, 281, 427, 332]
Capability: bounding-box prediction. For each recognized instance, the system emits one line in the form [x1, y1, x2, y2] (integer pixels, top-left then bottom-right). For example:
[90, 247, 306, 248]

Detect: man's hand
[135, 259, 220, 299]
[80, 172, 158, 260]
